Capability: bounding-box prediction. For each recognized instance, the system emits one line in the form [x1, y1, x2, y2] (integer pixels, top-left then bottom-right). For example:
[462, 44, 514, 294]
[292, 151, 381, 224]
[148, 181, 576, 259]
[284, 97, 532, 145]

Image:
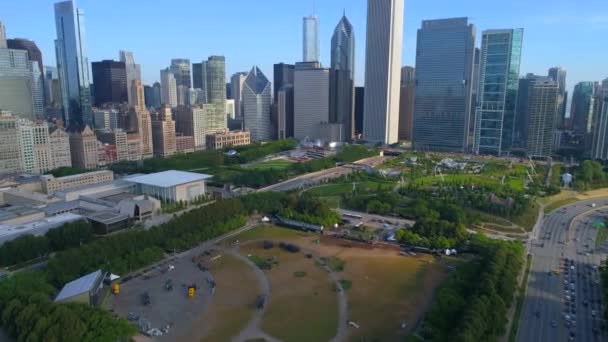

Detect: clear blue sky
[1, 0, 607, 96]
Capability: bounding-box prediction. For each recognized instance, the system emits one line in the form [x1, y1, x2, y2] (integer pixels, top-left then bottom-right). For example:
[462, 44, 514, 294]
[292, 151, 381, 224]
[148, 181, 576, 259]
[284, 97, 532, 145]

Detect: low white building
[124, 170, 212, 203]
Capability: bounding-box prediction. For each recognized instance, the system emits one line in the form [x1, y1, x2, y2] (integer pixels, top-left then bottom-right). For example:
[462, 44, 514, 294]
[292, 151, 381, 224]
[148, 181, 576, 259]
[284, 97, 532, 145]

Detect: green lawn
[508, 255, 533, 342]
[412, 174, 525, 191]
[224, 225, 312, 246]
[248, 159, 294, 170]
[305, 181, 395, 197]
[545, 197, 580, 213]
[596, 227, 608, 247]
[510, 202, 540, 232]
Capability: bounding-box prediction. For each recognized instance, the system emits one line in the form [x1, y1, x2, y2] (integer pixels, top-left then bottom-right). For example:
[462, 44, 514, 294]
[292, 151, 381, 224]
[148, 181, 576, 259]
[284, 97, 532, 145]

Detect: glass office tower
[473, 29, 523, 155]
[54, 0, 92, 126]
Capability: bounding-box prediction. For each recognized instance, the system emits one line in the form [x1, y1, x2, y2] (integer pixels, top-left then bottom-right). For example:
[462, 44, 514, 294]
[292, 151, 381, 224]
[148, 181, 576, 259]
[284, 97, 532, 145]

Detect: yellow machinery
[112, 283, 120, 295]
[188, 286, 195, 298]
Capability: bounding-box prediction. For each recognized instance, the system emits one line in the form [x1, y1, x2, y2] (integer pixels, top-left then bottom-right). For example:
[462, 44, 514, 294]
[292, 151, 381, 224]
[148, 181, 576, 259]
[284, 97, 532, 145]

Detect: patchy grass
[293, 271, 307, 278]
[326, 256, 346, 272]
[224, 225, 312, 246]
[508, 255, 533, 342]
[339, 279, 352, 291]
[545, 197, 580, 213]
[196, 254, 260, 342]
[412, 174, 525, 191]
[596, 227, 608, 247]
[306, 181, 395, 197]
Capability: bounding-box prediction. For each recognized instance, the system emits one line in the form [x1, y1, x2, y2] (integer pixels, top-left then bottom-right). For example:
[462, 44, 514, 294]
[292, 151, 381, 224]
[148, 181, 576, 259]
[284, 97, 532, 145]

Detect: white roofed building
[124, 170, 212, 203]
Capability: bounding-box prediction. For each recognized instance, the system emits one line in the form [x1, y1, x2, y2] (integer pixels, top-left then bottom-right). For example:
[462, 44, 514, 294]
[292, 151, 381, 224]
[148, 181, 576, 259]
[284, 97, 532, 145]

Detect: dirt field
[240, 242, 339, 342]
[184, 253, 261, 342]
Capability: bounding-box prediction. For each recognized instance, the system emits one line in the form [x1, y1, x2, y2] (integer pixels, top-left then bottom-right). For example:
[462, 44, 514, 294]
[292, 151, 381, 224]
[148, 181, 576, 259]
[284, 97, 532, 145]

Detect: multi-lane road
[518, 198, 608, 342]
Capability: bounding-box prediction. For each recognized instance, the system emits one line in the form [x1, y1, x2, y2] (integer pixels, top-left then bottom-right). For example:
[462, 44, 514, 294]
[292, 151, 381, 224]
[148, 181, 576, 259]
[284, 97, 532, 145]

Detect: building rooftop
[55, 270, 103, 302]
[86, 211, 129, 225]
[124, 170, 212, 188]
[0, 213, 83, 241]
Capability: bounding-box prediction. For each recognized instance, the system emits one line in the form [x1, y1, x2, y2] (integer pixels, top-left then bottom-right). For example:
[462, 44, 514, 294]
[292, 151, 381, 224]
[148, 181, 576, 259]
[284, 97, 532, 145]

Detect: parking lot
[106, 251, 218, 340]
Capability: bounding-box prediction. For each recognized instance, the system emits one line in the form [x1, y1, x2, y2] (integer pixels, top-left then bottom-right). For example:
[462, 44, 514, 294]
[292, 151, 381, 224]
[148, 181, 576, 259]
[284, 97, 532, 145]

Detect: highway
[517, 198, 608, 342]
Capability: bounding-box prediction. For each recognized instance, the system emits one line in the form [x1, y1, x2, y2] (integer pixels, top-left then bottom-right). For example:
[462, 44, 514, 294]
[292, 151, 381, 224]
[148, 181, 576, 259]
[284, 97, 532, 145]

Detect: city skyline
[1, 0, 606, 100]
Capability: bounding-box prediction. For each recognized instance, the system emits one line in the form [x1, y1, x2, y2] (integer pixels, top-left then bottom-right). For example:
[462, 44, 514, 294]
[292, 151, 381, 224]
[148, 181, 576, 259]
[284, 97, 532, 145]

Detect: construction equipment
[112, 283, 120, 295]
[187, 284, 196, 298]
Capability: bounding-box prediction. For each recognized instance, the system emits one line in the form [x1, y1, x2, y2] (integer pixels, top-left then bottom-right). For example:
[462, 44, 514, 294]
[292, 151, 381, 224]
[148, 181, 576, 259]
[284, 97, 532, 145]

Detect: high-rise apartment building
[144, 82, 161, 109]
[0, 21, 6, 49]
[129, 80, 153, 159]
[473, 29, 523, 155]
[231, 72, 248, 118]
[192, 62, 208, 103]
[0, 46, 44, 119]
[413, 17, 476, 152]
[93, 108, 118, 131]
[119, 50, 141, 106]
[303, 15, 320, 62]
[96, 129, 128, 162]
[91, 60, 127, 106]
[591, 95, 608, 160]
[49, 126, 72, 168]
[160, 68, 178, 108]
[69, 125, 99, 169]
[6, 38, 45, 106]
[330, 15, 355, 141]
[170, 59, 191, 88]
[126, 133, 142, 161]
[54, 0, 92, 126]
[273, 63, 295, 101]
[243, 66, 272, 142]
[363, 0, 404, 144]
[516, 75, 559, 158]
[152, 106, 176, 157]
[205, 56, 227, 131]
[571, 82, 596, 135]
[398, 66, 415, 141]
[174, 105, 218, 150]
[294, 62, 330, 140]
[16, 121, 36, 173]
[31, 121, 54, 173]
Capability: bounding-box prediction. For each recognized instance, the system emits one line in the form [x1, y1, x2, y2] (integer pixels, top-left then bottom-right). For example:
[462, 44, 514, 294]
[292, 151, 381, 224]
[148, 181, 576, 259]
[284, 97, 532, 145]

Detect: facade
[591, 96, 608, 160]
[54, 270, 105, 306]
[303, 15, 320, 62]
[16, 121, 36, 173]
[243, 66, 272, 141]
[176, 85, 189, 106]
[126, 133, 142, 161]
[170, 58, 191, 88]
[152, 106, 176, 157]
[231, 72, 248, 118]
[31, 121, 54, 173]
[91, 60, 127, 106]
[54, 0, 92, 126]
[0, 112, 21, 174]
[205, 129, 251, 150]
[192, 62, 207, 103]
[294, 62, 330, 140]
[175, 135, 195, 154]
[363, 0, 404, 144]
[571, 82, 596, 135]
[473, 29, 523, 155]
[41, 170, 114, 194]
[398, 66, 415, 140]
[517, 75, 559, 158]
[0, 21, 5, 48]
[0, 47, 44, 120]
[69, 125, 99, 169]
[273, 64, 294, 103]
[226, 99, 235, 120]
[96, 129, 128, 162]
[354, 87, 364, 135]
[277, 85, 294, 139]
[92, 108, 118, 130]
[119, 50, 141, 106]
[160, 68, 177, 108]
[330, 15, 355, 141]
[124, 170, 212, 203]
[413, 17, 476, 152]
[188, 88, 205, 106]
[6, 38, 45, 106]
[206, 56, 227, 130]
[49, 127, 72, 168]
[174, 105, 218, 150]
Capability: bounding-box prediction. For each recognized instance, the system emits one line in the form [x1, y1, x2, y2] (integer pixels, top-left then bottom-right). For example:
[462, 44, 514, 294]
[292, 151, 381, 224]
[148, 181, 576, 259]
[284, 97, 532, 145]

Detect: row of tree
[419, 235, 524, 341]
[574, 160, 608, 190]
[601, 258, 608, 322]
[0, 220, 94, 267]
[0, 272, 136, 342]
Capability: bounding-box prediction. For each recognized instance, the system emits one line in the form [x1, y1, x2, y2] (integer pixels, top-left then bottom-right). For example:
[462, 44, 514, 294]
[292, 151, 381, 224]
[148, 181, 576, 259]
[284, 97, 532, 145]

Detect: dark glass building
[273, 63, 295, 100]
[91, 60, 127, 106]
[355, 87, 364, 135]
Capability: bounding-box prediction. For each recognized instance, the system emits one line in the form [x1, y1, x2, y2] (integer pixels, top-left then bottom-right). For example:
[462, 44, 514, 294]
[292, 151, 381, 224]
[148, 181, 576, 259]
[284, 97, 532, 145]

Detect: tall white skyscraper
[160, 68, 177, 108]
[362, 0, 404, 144]
[0, 20, 6, 48]
[119, 50, 142, 106]
[54, 0, 92, 126]
[303, 15, 320, 62]
[242, 66, 272, 141]
[231, 72, 248, 118]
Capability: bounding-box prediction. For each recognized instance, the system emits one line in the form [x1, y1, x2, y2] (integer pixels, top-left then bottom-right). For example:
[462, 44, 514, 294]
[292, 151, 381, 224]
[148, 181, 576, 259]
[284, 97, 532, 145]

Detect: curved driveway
[517, 198, 608, 342]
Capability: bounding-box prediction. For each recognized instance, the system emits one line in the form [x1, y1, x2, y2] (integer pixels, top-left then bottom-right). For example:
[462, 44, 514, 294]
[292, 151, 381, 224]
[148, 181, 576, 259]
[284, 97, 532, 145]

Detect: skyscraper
[591, 96, 608, 160]
[571, 82, 595, 135]
[363, 0, 404, 144]
[119, 50, 142, 106]
[243, 66, 272, 141]
[330, 14, 355, 141]
[170, 58, 191, 88]
[6, 38, 45, 106]
[174, 105, 216, 150]
[91, 60, 127, 106]
[516, 75, 559, 157]
[160, 68, 177, 108]
[130, 80, 153, 159]
[144, 84, 160, 109]
[0, 112, 21, 174]
[152, 106, 176, 157]
[54, 0, 92, 126]
[0, 21, 6, 48]
[231, 72, 248, 118]
[273, 63, 295, 100]
[205, 56, 227, 130]
[303, 15, 320, 62]
[473, 29, 523, 155]
[398, 66, 415, 141]
[192, 62, 207, 103]
[277, 85, 294, 139]
[354, 87, 364, 136]
[294, 62, 330, 140]
[49, 126, 72, 168]
[412, 18, 476, 152]
[69, 125, 98, 169]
